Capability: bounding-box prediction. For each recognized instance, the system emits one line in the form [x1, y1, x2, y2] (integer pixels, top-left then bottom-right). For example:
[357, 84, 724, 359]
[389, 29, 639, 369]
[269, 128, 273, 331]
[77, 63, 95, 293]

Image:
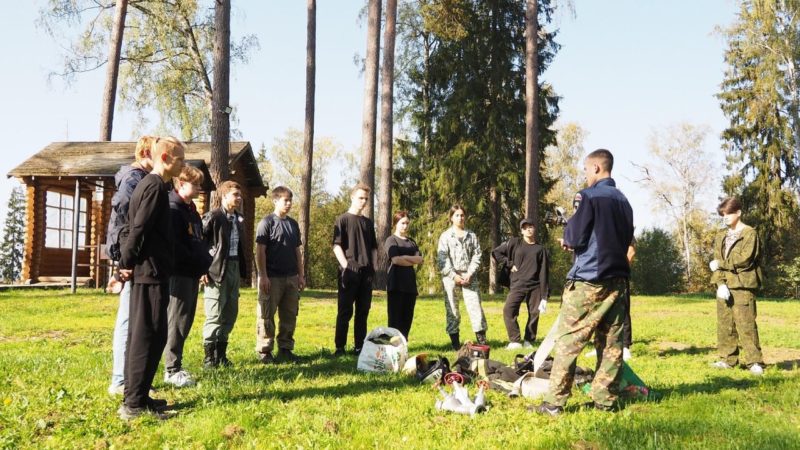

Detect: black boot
[217, 342, 233, 367]
[449, 333, 461, 351]
[475, 331, 487, 345]
[203, 343, 217, 369]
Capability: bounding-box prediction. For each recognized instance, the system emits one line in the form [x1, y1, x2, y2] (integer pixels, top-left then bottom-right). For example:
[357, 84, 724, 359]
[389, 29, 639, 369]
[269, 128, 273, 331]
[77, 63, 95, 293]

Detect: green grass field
[0, 288, 798, 449]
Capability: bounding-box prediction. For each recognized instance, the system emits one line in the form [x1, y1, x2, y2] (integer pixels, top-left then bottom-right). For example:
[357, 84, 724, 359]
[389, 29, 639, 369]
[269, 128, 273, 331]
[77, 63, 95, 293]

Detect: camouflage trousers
[544, 278, 627, 408]
[717, 288, 763, 367]
[442, 275, 487, 335]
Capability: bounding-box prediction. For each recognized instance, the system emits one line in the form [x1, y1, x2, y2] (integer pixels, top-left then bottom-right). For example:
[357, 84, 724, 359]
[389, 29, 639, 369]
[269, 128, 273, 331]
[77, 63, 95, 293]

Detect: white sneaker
[522, 341, 533, 349]
[108, 384, 158, 396]
[164, 369, 195, 388]
[108, 384, 124, 396]
[749, 363, 764, 376]
[623, 347, 632, 361]
[584, 348, 597, 358]
[711, 361, 733, 369]
[506, 342, 523, 350]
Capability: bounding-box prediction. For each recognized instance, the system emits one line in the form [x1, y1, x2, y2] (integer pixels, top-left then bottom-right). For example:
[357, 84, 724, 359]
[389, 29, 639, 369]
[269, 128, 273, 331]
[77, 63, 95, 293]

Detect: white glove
[538, 299, 547, 313]
[709, 260, 720, 272]
[716, 284, 731, 300]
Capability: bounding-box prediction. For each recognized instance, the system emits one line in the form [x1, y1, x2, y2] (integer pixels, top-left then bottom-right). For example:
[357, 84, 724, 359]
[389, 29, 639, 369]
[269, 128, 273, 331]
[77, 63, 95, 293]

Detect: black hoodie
[169, 189, 211, 278]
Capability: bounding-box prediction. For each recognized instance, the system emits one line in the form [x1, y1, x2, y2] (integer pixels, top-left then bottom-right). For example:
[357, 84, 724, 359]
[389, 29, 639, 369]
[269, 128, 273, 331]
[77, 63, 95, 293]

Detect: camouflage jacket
[436, 227, 482, 279]
[711, 225, 762, 290]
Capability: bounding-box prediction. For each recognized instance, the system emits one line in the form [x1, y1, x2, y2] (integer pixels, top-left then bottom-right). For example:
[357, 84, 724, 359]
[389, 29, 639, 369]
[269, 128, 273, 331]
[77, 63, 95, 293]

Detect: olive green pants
[717, 288, 763, 367]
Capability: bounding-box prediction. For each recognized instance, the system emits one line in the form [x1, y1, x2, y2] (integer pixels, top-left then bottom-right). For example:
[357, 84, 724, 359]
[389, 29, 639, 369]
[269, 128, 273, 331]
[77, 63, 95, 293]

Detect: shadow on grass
[209, 352, 419, 404]
[774, 359, 800, 371]
[264, 375, 414, 402]
[656, 345, 715, 357]
[645, 373, 794, 405]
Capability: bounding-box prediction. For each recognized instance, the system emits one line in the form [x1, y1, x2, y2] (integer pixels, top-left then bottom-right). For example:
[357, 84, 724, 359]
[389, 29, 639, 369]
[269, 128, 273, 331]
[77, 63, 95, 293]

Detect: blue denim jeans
[110, 281, 131, 389]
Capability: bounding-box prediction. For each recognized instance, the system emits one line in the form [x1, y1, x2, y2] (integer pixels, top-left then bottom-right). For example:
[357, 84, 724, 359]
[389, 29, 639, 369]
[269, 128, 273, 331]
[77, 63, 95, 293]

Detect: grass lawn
[0, 288, 798, 449]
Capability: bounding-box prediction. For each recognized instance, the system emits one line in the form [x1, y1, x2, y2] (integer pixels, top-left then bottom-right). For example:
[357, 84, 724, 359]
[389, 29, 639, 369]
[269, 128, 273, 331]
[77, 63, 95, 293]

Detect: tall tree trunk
[210, 0, 231, 208]
[682, 210, 691, 283]
[99, 0, 128, 141]
[359, 0, 382, 219]
[524, 0, 540, 232]
[300, 0, 316, 286]
[375, 0, 398, 291]
[489, 185, 500, 294]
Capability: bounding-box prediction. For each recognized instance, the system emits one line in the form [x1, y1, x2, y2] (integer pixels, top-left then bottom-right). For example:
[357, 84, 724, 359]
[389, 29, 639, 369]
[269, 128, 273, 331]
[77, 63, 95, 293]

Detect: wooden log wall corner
[23, 178, 44, 284]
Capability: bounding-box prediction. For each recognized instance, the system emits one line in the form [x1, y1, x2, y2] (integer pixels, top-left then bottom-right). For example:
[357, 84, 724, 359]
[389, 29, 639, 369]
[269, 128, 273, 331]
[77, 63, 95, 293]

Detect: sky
[0, 0, 739, 233]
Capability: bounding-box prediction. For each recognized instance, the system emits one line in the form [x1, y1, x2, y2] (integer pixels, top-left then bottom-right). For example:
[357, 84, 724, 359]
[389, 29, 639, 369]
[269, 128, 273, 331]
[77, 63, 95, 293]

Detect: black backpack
[105, 223, 129, 262]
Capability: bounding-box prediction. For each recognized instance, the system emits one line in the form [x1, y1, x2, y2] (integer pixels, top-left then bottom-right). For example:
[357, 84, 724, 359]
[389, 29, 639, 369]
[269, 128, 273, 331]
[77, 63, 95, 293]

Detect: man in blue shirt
[534, 149, 634, 416]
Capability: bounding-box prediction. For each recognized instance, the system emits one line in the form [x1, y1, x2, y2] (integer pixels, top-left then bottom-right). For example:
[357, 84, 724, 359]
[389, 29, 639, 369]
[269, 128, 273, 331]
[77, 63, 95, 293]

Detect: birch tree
[633, 122, 714, 283]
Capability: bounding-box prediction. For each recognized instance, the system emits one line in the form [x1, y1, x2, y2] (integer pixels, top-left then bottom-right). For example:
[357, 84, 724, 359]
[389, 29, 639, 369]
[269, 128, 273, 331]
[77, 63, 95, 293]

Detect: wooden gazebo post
[70, 178, 80, 293]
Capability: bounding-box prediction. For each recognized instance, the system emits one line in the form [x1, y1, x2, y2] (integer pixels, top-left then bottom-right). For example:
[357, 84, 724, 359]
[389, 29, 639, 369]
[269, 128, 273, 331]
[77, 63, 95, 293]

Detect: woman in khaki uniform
[709, 197, 765, 375]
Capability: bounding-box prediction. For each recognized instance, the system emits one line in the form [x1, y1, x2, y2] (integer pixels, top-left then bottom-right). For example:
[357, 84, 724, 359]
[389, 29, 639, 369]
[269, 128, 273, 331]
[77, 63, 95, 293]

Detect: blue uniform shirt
[564, 178, 634, 282]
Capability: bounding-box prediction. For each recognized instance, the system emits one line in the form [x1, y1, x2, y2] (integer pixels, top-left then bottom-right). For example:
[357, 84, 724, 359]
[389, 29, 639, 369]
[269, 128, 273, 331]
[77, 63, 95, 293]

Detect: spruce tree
[0, 187, 26, 283]
[718, 0, 800, 289]
[394, 0, 560, 292]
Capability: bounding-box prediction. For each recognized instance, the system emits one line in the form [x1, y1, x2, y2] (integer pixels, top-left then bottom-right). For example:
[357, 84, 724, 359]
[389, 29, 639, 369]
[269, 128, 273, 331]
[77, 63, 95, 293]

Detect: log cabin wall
[22, 178, 44, 283]
[10, 142, 267, 285]
[90, 179, 114, 286]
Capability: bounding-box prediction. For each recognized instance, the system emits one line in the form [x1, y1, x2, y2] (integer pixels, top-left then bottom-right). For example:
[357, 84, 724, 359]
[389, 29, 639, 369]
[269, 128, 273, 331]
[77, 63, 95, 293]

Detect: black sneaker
[145, 397, 168, 412]
[352, 347, 362, 356]
[333, 348, 346, 357]
[218, 356, 233, 368]
[594, 402, 617, 412]
[530, 402, 563, 417]
[118, 404, 168, 421]
[277, 349, 300, 363]
[258, 352, 274, 364]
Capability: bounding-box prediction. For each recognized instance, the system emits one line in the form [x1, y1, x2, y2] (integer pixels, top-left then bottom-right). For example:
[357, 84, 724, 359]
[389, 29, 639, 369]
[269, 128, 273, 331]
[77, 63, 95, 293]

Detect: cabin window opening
[45, 191, 87, 249]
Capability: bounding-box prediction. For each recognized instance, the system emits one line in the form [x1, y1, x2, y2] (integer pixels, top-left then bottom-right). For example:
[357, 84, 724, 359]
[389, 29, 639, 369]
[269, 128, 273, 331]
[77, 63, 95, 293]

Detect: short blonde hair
[134, 135, 155, 162]
[152, 136, 186, 161]
[174, 165, 204, 186]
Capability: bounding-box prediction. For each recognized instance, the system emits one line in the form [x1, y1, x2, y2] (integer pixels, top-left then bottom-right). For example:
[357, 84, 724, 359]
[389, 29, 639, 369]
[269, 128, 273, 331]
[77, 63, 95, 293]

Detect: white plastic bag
[357, 327, 408, 373]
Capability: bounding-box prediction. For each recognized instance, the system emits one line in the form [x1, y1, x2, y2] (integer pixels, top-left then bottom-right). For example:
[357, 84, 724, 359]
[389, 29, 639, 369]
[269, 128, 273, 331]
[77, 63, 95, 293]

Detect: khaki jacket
[711, 225, 762, 289]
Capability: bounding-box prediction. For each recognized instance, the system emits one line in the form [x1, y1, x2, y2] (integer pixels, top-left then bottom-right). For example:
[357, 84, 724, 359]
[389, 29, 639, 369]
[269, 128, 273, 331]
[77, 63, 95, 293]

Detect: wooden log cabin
[7, 141, 267, 287]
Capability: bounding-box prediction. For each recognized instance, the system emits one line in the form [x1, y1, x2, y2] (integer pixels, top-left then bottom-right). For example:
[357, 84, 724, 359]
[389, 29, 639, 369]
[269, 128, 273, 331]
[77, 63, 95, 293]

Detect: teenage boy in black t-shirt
[332, 182, 378, 356]
[492, 218, 550, 350]
[255, 186, 305, 364]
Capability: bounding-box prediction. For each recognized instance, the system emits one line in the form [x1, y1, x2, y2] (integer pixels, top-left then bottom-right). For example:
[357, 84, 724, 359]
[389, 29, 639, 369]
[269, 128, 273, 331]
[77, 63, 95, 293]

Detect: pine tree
[0, 187, 26, 283]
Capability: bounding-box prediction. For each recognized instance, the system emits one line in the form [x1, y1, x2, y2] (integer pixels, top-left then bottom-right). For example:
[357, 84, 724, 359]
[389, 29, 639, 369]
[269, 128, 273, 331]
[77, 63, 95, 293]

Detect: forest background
[3, 1, 800, 297]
